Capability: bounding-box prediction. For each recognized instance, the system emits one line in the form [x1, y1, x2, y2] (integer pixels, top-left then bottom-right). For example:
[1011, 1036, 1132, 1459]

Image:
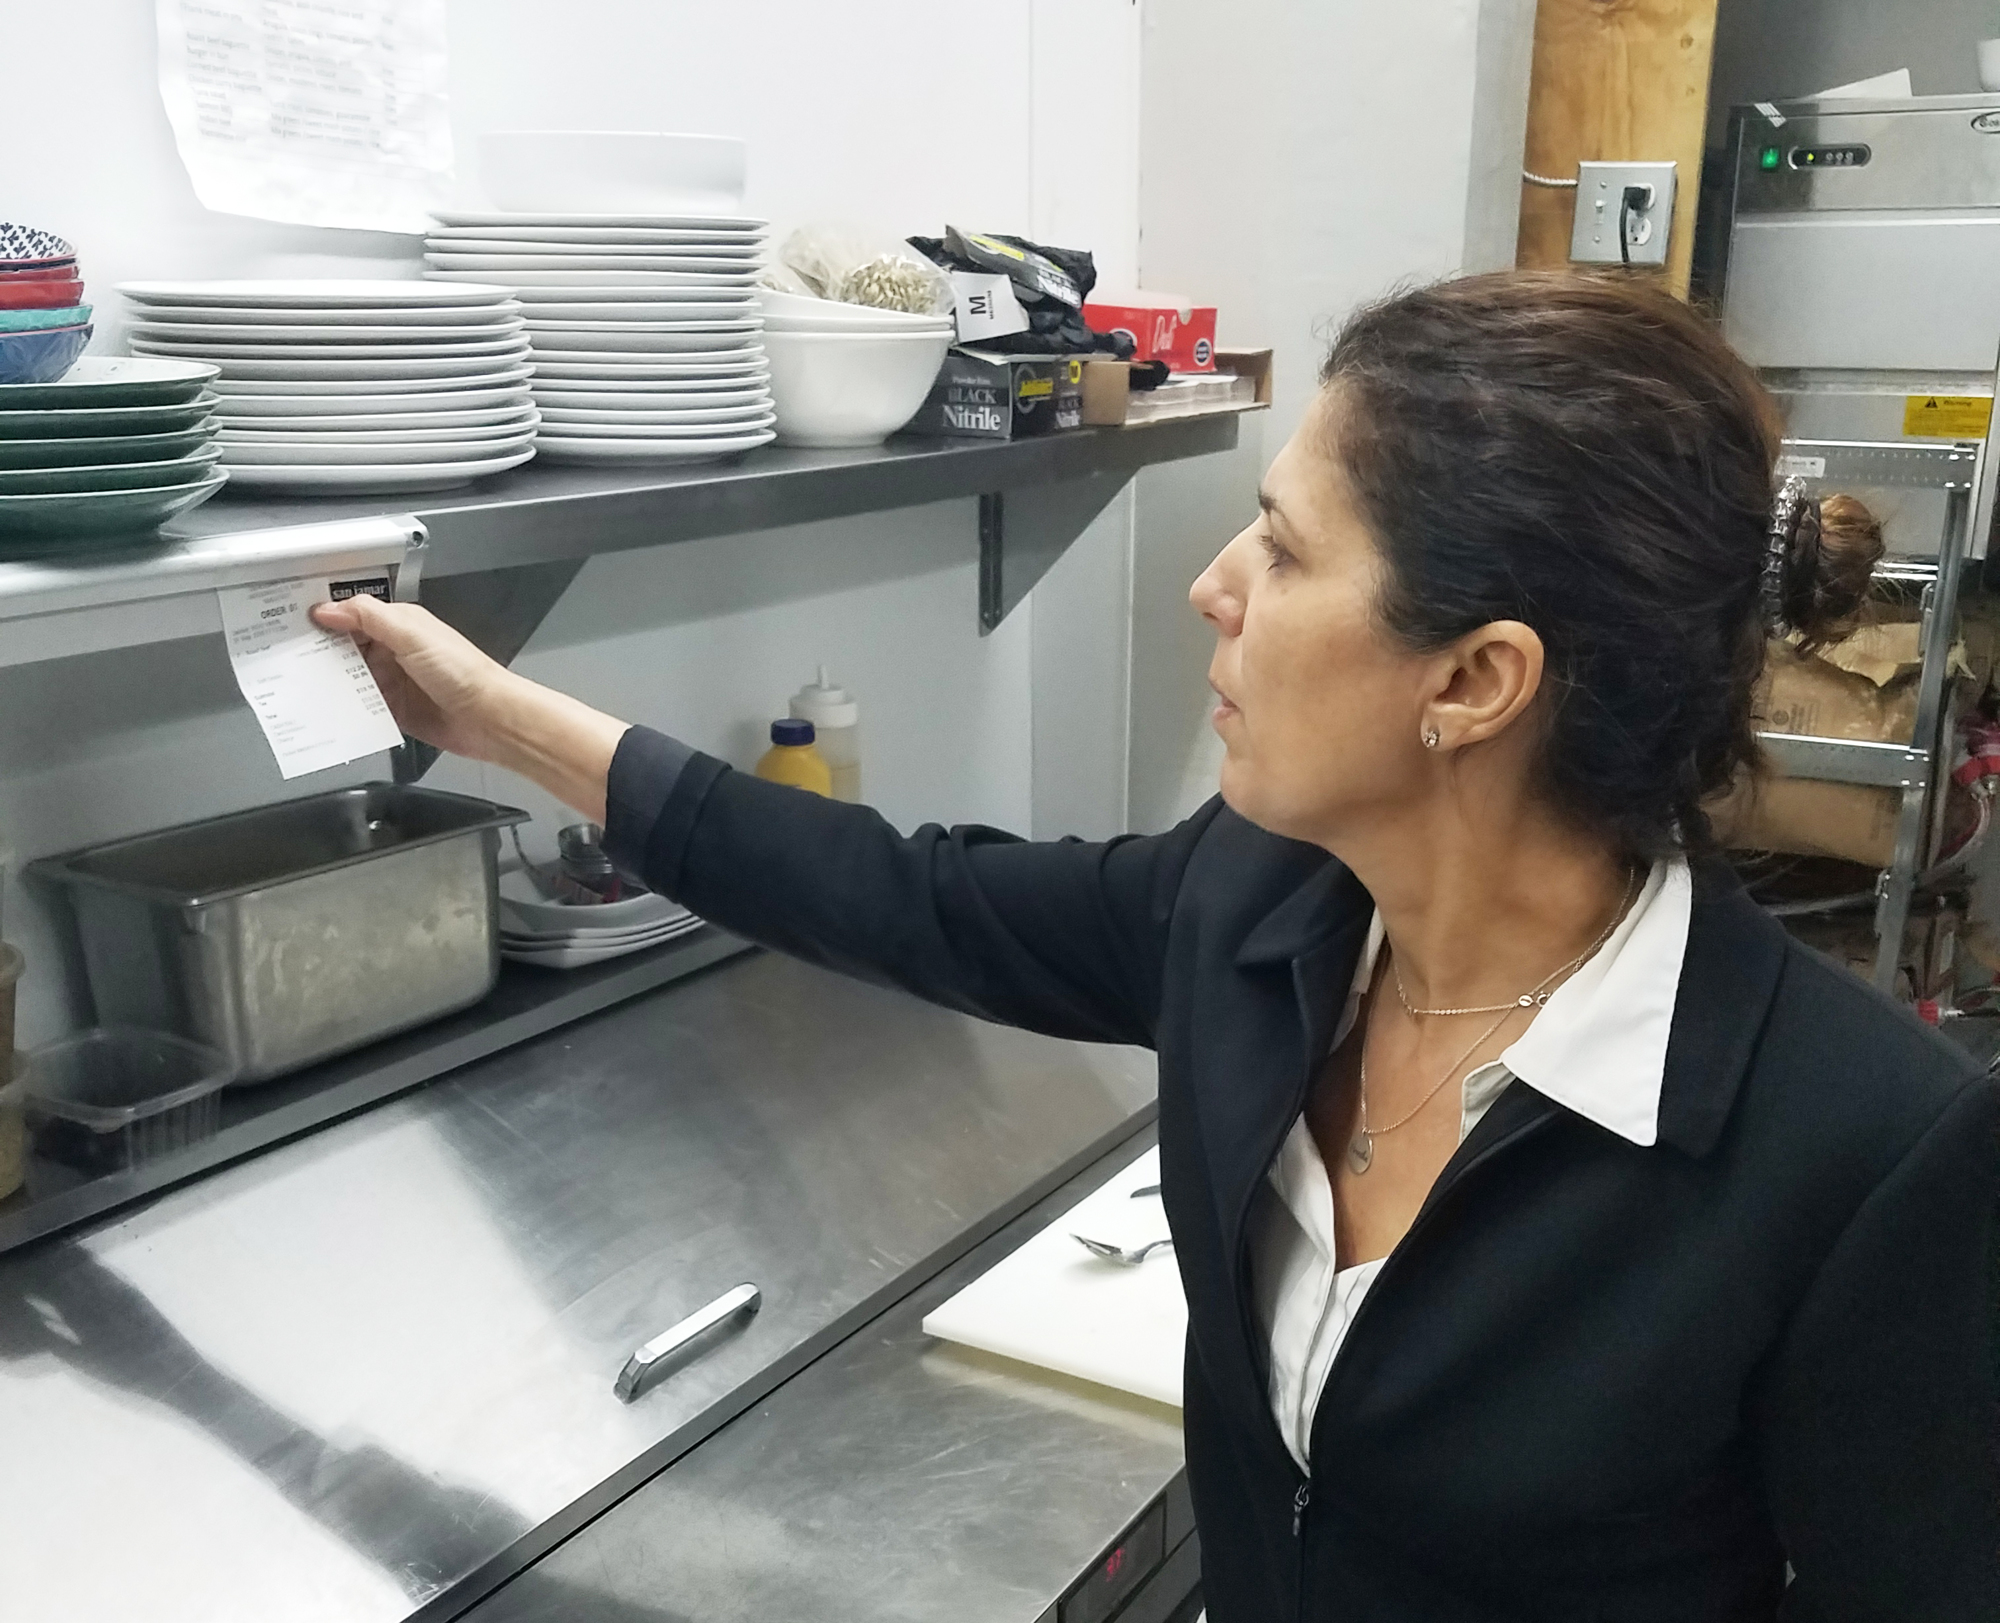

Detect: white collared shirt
[1249, 858, 1694, 1472]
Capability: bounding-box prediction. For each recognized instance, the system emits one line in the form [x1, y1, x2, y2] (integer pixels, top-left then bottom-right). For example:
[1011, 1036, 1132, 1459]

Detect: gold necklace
[1349, 871, 1639, 1175]
[1392, 871, 1637, 1018]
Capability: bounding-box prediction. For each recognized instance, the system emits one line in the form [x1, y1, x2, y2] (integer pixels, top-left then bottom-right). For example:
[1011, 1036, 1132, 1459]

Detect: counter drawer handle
[614, 1283, 761, 1403]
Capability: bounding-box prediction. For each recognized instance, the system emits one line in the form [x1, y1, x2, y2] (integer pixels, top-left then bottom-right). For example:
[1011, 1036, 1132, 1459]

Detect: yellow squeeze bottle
[754, 718, 833, 796]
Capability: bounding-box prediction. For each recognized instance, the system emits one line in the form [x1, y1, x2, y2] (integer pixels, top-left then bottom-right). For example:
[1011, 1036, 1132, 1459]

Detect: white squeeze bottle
[789, 667, 861, 803]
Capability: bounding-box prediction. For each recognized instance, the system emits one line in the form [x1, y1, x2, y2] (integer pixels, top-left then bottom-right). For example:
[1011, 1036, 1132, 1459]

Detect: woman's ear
[1419, 621, 1545, 750]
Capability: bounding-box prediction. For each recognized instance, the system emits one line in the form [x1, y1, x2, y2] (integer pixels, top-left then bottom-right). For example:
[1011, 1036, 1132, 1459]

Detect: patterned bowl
[0, 323, 92, 385]
[0, 223, 76, 269]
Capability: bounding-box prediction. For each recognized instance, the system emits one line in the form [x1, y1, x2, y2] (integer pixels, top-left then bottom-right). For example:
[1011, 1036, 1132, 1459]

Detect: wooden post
[1515, 0, 1721, 297]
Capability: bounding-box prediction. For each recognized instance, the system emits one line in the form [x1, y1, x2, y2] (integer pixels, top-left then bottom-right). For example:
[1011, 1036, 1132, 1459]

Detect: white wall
[1125, 0, 1536, 832]
[0, 0, 1142, 1046]
[0, 0, 1530, 1044]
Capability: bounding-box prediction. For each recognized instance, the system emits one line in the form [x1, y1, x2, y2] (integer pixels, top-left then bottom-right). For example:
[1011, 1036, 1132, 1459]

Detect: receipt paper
[218, 578, 404, 780]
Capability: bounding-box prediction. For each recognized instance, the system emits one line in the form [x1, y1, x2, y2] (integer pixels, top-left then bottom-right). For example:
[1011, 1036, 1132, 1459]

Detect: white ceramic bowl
[756, 289, 950, 329]
[480, 131, 747, 215]
[1980, 39, 2000, 93]
[762, 328, 953, 448]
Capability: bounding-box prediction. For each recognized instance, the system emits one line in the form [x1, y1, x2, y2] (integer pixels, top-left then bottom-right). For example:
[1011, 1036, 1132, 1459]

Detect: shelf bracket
[391, 555, 590, 784]
[976, 474, 1129, 636]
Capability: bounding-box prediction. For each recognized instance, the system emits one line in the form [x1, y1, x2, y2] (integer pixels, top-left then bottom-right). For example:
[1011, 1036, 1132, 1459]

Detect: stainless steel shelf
[173, 412, 1248, 578]
[1757, 731, 1933, 789]
[0, 924, 754, 1258]
[0, 413, 1248, 670]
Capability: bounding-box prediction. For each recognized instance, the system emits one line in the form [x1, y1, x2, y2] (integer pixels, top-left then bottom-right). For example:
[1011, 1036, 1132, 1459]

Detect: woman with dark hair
[315, 272, 1997, 1621]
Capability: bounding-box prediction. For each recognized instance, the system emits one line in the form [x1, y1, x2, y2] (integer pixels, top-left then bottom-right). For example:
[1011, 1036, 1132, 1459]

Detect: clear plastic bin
[24, 1028, 234, 1173]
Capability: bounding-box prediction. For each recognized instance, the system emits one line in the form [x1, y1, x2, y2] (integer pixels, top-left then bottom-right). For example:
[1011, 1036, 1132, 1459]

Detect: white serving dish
[426, 237, 757, 260]
[518, 301, 755, 324]
[428, 224, 763, 248]
[210, 366, 535, 399]
[533, 429, 774, 464]
[216, 401, 535, 431]
[220, 431, 536, 466]
[426, 253, 760, 278]
[499, 870, 687, 932]
[531, 385, 768, 411]
[536, 400, 772, 426]
[532, 413, 772, 440]
[218, 448, 535, 493]
[434, 209, 764, 231]
[478, 131, 747, 216]
[761, 327, 953, 449]
[126, 301, 525, 328]
[168, 350, 532, 382]
[426, 268, 765, 289]
[218, 412, 537, 445]
[129, 333, 529, 362]
[119, 279, 517, 308]
[128, 318, 527, 345]
[522, 325, 761, 354]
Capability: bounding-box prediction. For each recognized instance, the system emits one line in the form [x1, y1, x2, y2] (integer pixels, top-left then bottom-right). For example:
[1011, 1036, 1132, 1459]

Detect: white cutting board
[923, 1147, 1186, 1407]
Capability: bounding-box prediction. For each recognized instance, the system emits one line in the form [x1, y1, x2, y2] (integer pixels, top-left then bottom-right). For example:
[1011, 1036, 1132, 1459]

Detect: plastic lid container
[25, 1027, 234, 1173]
[790, 666, 859, 731]
[771, 717, 816, 746]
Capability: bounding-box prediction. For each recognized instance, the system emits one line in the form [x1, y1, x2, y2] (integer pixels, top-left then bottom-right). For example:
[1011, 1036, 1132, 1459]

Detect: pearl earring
[1422, 727, 1441, 749]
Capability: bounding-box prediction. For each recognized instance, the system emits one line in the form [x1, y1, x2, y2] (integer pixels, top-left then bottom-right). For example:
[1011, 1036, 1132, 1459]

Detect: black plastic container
[24, 1028, 234, 1173]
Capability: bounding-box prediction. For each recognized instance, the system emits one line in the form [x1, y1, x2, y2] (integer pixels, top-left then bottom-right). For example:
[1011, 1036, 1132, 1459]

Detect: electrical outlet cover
[1569, 161, 1677, 267]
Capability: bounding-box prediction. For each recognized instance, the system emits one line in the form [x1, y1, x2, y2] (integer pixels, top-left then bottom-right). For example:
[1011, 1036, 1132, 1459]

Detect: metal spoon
[1071, 1233, 1175, 1266]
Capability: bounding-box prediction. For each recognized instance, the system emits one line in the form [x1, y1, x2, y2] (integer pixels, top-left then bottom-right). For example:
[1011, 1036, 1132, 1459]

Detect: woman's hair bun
[1780, 490, 1883, 653]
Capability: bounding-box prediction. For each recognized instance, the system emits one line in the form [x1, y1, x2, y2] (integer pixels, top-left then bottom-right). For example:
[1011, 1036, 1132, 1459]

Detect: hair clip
[1762, 475, 1807, 634]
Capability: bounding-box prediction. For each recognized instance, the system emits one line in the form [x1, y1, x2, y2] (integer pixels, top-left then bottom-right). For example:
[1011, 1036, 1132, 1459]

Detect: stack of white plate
[115, 280, 538, 495]
[424, 211, 774, 466]
[498, 871, 704, 970]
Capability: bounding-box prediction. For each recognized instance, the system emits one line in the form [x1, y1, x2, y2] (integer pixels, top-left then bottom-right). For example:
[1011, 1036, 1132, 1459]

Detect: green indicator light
[1760, 146, 1782, 170]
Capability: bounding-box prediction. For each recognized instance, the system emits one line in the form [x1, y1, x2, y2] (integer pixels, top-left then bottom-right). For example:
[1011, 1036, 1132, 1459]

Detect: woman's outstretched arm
[310, 596, 1218, 1049]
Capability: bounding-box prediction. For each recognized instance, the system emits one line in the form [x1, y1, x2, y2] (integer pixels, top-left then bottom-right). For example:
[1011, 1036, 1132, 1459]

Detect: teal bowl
[0, 304, 90, 334]
[0, 323, 91, 385]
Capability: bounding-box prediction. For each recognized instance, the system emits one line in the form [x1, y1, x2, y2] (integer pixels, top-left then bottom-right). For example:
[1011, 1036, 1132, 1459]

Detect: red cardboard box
[1083, 293, 1219, 372]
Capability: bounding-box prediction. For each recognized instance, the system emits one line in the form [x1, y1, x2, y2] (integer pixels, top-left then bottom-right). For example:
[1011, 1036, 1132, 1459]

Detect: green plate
[0, 471, 228, 544]
[0, 355, 218, 409]
[0, 424, 216, 469]
[0, 393, 218, 439]
[0, 444, 222, 495]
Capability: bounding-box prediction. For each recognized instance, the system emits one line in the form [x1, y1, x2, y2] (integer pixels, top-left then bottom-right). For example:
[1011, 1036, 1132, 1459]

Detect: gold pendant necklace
[1350, 871, 1639, 1175]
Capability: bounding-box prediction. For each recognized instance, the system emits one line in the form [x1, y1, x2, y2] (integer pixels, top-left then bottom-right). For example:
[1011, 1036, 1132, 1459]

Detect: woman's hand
[311, 596, 512, 762]
[311, 596, 629, 825]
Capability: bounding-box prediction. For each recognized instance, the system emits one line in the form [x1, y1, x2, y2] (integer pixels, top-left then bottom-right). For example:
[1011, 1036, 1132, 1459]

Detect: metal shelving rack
[1755, 436, 1986, 991]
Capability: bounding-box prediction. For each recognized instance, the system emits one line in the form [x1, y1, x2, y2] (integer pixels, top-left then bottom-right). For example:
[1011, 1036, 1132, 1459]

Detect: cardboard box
[906, 347, 1084, 440]
[1079, 348, 1274, 427]
[1083, 293, 1219, 371]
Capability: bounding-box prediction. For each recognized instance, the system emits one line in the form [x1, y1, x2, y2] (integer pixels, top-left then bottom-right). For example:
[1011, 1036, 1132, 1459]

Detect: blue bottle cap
[771, 717, 816, 746]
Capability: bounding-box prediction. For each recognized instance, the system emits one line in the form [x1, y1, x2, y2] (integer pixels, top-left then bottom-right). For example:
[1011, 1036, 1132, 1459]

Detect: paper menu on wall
[218, 577, 404, 779]
[156, 0, 453, 234]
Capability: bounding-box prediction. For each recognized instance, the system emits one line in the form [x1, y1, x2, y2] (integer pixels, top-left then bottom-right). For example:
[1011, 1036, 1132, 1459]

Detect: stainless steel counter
[463, 1132, 1190, 1623]
[0, 950, 1157, 1623]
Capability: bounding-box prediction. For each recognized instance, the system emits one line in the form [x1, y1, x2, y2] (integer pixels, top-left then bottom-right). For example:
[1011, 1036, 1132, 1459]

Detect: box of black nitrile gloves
[905, 347, 1084, 440]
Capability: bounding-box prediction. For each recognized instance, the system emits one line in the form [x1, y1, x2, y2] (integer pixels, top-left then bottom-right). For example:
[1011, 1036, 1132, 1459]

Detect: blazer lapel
[1654, 863, 1789, 1158]
[1193, 857, 1374, 1402]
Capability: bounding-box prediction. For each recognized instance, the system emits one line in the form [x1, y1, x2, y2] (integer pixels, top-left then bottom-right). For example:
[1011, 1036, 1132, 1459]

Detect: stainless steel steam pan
[33, 784, 528, 1083]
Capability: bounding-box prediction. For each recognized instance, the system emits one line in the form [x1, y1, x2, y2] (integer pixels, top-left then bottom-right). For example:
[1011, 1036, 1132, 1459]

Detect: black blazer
[608, 733, 2000, 1622]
